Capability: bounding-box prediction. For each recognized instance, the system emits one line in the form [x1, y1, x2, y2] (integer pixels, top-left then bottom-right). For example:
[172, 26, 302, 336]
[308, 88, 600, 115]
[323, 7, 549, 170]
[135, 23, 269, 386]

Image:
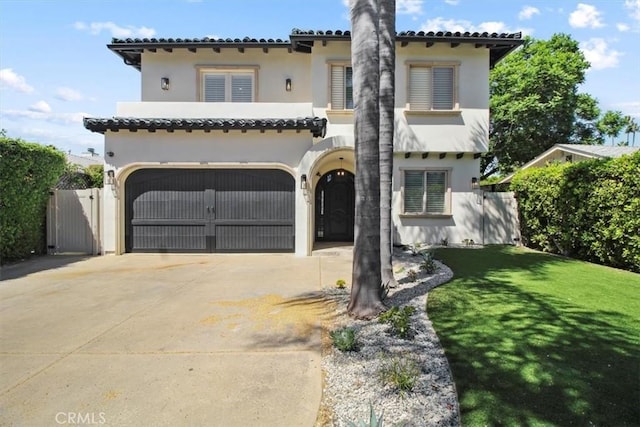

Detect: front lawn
[428, 246, 640, 426]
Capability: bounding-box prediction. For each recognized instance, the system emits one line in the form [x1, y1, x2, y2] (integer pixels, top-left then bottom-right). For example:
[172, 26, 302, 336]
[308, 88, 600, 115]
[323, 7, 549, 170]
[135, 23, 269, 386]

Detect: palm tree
[348, 0, 386, 319]
[624, 116, 639, 147]
[379, 0, 397, 290]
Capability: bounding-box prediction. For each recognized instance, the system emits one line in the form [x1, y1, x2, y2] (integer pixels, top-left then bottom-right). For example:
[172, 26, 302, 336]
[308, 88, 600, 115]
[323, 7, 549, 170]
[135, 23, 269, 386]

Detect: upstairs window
[330, 64, 353, 110]
[408, 64, 457, 111]
[402, 169, 451, 215]
[199, 69, 256, 102]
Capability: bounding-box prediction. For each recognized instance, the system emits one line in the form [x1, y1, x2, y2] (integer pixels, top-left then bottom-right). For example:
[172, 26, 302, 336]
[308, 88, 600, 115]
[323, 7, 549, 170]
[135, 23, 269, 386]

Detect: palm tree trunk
[348, 0, 385, 319]
[379, 0, 397, 289]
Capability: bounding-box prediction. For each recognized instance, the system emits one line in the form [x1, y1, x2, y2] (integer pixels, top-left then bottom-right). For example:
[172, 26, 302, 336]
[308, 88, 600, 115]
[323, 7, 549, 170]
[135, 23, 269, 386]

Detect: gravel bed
[320, 248, 460, 426]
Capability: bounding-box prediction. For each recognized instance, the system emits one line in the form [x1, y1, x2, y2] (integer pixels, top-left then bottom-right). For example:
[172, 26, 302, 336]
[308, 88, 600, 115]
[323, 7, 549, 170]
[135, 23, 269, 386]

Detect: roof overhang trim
[83, 117, 328, 138]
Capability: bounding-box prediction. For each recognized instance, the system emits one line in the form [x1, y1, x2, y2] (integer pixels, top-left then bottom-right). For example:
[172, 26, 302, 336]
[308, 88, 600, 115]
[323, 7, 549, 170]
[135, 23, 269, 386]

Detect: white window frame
[196, 66, 258, 102]
[400, 168, 452, 216]
[406, 61, 459, 112]
[328, 62, 353, 111]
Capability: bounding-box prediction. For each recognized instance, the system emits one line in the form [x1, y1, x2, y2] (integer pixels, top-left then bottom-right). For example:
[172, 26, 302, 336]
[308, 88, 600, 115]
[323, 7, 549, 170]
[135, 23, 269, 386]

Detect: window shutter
[203, 74, 226, 102]
[409, 67, 431, 110]
[426, 172, 446, 213]
[432, 67, 454, 110]
[345, 67, 353, 109]
[331, 65, 345, 110]
[231, 74, 253, 102]
[404, 171, 425, 213]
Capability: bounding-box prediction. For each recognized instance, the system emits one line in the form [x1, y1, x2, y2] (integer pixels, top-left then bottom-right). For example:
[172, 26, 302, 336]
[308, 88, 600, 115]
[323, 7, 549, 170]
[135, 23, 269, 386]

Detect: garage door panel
[130, 225, 208, 252]
[125, 169, 294, 253]
[216, 225, 294, 251]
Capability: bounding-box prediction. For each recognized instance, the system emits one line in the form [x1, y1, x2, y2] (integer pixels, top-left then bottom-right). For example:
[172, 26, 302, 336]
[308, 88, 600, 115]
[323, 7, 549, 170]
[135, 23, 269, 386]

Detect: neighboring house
[65, 152, 104, 169]
[498, 144, 640, 184]
[84, 29, 522, 255]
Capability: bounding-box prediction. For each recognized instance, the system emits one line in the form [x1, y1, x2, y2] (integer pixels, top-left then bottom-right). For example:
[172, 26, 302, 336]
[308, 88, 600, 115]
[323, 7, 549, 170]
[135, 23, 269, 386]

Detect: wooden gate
[47, 189, 101, 254]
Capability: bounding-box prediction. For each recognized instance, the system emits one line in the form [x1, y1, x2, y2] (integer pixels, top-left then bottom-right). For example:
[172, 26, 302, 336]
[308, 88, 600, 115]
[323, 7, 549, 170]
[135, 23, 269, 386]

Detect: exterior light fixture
[300, 174, 307, 190]
[337, 157, 345, 176]
[106, 151, 114, 157]
[285, 78, 292, 92]
[471, 176, 479, 190]
[161, 77, 170, 90]
[106, 170, 115, 186]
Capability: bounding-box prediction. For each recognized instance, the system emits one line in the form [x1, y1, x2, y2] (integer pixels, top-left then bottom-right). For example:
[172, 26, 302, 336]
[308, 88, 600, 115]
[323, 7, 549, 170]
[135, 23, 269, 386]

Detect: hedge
[511, 151, 640, 272]
[0, 136, 66, 262]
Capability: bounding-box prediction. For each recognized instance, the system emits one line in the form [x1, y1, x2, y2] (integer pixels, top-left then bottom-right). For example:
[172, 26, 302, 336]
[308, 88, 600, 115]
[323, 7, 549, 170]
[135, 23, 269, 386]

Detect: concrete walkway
[0, 253, 352, 426]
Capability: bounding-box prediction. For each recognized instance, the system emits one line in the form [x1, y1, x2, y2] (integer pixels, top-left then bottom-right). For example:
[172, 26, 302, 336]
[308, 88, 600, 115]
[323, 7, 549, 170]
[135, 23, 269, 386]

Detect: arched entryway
[315, 170, 355, 242]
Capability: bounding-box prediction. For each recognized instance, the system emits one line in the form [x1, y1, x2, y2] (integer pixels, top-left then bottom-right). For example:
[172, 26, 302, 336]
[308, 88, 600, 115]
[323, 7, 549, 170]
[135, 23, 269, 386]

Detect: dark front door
[315, 170, 354, 242]
[125, 169, 295, 253]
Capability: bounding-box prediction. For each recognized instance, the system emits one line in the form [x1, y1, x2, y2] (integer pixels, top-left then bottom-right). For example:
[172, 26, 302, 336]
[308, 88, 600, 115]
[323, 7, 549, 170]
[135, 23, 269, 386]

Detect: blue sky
[1, 0, 638, 155]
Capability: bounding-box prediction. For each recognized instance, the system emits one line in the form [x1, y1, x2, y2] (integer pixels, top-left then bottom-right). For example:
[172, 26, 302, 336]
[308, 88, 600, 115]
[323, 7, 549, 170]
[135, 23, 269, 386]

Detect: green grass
[428, 246, 640, 426]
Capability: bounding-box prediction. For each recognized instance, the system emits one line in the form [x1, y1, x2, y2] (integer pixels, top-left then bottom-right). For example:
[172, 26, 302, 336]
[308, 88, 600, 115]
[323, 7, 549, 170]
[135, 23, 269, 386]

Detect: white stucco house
[84, 29, 523, 256]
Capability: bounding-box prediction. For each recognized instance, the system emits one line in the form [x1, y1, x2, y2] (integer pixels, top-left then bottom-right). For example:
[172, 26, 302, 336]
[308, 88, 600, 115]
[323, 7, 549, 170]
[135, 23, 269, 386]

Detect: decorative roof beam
[401, 41, 409, 47]
[238, 47, 245, 53]
[188, 47, 197, 53]
[474, 153, 482, 159]
[405, 152, 411, 158]
[439, 153, 447, 159]
[213, 47, 220, 53]
[451, 42, 460, 48]
[163, 48, 172, 53]
[456, 153, 464, 159]
[422, 153, 429, 159]
[426, 42, 434, 48]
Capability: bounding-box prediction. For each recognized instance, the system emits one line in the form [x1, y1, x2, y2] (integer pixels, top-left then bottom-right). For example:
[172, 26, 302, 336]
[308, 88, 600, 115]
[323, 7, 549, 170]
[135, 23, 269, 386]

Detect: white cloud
[519, 6, 540, 20]
[580, 38, 621, 70]
[421, 17, 518, 34]
[0, 68, 34, 93]
[74, 21, 156, 38]
[55, 87, 84, 102]
[0, 109, 88, 125]
[569, 4, 604, 28]
[617, 23, 630, 32]
[29, 101, 51, 113]
[444, 0, 459, 5]
[397, 0, 423, 15]
[625, 0, 640, 21]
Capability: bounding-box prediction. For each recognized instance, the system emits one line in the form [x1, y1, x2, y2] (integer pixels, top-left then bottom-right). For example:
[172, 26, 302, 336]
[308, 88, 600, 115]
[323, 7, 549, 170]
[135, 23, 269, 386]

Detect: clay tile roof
[83, 117, 327, 138]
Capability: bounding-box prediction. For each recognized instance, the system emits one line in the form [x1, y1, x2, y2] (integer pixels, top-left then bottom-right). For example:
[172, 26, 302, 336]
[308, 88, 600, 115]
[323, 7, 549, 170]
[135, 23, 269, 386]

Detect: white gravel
[320, 247, 460, 426]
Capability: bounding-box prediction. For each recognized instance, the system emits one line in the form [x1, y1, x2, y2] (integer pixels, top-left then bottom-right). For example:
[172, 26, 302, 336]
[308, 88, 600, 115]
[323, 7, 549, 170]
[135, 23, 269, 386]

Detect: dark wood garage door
[125, 169, 295, 253]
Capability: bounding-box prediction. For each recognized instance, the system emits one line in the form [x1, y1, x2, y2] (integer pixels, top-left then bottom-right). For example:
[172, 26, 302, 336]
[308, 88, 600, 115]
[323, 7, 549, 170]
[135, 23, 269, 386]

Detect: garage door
[125, 169, 295, 253]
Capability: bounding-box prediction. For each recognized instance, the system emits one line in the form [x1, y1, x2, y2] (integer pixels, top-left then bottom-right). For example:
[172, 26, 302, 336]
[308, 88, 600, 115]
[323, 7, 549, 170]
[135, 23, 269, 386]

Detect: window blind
[404, 171, 425, 213]
[432, 67, 454, 110]
[203, 74, 226, 102]
[409, 67, 432, 110]
[426, 172, 446, 213]
[231, 74, 253, 102]
[331, 65, 345, 110]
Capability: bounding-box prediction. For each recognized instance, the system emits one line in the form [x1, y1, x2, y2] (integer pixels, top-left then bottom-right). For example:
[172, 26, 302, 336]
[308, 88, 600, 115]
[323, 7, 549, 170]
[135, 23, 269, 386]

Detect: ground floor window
[402, 169, 451, 215]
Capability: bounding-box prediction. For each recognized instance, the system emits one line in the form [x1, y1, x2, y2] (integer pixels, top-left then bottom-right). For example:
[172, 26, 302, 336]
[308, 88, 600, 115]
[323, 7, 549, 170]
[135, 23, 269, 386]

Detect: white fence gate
[47, 189, 101, 255]
[482, 191, 521, 245]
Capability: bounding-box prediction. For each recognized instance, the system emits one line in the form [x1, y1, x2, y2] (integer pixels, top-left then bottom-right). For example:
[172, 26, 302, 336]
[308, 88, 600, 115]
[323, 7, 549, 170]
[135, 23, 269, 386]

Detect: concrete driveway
[0, 252, 352, 426]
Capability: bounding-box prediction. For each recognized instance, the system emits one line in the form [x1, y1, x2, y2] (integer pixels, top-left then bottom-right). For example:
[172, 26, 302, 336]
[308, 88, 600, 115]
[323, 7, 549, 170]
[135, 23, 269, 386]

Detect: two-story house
[84, 29, 522, 256]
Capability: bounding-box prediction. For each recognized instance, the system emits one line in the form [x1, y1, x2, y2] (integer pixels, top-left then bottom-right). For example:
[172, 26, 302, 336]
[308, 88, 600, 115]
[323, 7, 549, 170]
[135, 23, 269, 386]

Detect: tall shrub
[511, 152, 640, 272]
[0, 136, 66, 262]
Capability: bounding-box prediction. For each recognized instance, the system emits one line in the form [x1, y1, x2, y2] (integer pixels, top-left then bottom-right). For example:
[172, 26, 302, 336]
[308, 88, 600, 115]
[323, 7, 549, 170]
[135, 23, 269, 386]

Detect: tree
[597, 110, 626, 145]
[484, 34, 591, 177]
[348, 0, 386, 319]
[379, 0, 397, 290]
[572, 93, 603, 145]
[623, 115, 639, 147]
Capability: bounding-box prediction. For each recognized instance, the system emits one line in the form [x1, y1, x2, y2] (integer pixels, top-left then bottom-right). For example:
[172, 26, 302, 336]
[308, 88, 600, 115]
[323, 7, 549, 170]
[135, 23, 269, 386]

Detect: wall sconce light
[337, 157, 345, 176]
[285, 78, 292, 92]
[106, 151, 114, 157]
[106, 169, 115, 186]
[471, 177, 479, 190]
[300, 174, 307, 190]
[161, 77, 170, 90]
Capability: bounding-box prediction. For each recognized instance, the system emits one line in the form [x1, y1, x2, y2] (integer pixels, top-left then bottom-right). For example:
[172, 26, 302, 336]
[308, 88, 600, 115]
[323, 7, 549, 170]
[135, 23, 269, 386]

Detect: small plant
[330, 327, 358, 352]
[440, 237, 449, 246]
[336, 279, 347, 289]
[406, 269, 418, 282]
[346, 403, 385, 427]
[463, 238, 475, 247]
[379, 306, 416, 339]
[408, 242, 422, 256]
[379, 354, 421, 393]
[419, 251, 438, 274]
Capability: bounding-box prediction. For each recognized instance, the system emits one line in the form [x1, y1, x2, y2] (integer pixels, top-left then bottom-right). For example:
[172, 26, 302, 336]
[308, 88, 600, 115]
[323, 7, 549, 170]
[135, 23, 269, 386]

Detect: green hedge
[511, 152, 640, 272]
[0, 136, 66, 262]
